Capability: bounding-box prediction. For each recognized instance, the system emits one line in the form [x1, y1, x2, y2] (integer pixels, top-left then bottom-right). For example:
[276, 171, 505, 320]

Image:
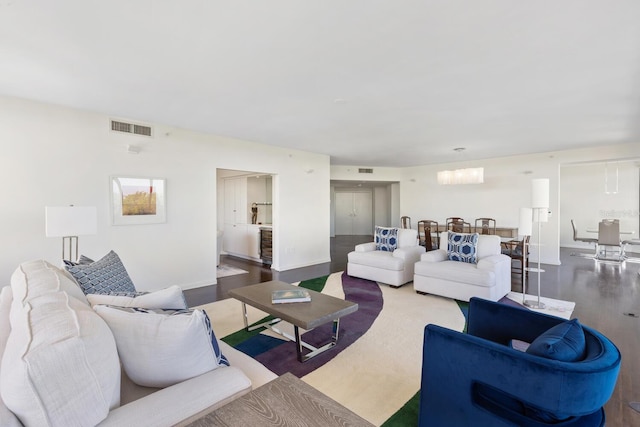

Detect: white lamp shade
[518, 208, 533, 236]
[45, 206, 97, 237]
[532, 178, 549, 208]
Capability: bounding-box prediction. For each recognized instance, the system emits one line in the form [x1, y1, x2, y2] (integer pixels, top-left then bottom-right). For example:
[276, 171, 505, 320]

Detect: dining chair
[622, 239, 640, 260]
[501, 236, 529, 281]
[446, 217, 471, 233]
[570, 219, 598, 257]
[417, 220, 439, 250]
[598, 219, 622, 261]
[401, 216, 411, 229]
[474, 218, 496, 235]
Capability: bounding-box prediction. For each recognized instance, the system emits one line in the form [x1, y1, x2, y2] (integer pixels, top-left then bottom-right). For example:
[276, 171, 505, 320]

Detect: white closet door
[352, 192, 373, 235]
[335, 191, 373, 235]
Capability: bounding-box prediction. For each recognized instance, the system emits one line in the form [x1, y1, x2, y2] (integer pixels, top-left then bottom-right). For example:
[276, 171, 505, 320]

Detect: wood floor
[184, 236, 640, 427]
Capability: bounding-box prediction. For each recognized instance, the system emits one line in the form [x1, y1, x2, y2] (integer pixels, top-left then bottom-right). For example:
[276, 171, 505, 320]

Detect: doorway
[335, 190, 373, 235]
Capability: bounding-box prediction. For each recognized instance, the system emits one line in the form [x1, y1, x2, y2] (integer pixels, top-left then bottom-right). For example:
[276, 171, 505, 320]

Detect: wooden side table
[184, 373, 374, 427]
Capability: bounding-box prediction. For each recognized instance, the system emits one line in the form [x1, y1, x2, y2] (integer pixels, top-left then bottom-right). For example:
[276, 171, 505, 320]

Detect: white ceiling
[1, 1, 639, 167]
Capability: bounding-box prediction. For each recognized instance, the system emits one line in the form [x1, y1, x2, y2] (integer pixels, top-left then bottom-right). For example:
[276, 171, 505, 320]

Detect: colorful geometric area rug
[197, 273, 576, 426]
[199, 272, 464, 425]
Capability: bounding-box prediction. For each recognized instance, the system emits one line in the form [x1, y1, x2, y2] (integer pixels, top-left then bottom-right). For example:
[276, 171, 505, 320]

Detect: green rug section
[382, 299, 469, 425]
[381, 391, 420, 426]
[221, 276, 329, 347]
[456, 300, 469, 333]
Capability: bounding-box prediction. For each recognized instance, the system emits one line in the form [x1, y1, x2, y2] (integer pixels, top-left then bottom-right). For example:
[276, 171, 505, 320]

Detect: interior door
[335, 191, 373, 235]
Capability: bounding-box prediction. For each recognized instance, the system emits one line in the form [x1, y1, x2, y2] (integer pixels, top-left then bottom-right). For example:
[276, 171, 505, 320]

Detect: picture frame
[110, 176, 166, 225]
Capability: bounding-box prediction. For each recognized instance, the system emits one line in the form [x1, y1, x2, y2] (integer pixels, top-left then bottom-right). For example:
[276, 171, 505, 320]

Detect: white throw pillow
[94, 306, 229, 388]
[86, 285, 187, 310]
[1, 291, 120, 427]
[398, 228, 419, 248]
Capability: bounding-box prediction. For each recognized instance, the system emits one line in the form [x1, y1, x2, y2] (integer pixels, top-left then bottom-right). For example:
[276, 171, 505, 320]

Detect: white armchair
[347, 228, 425, 287]
[413, 231, 511, 301]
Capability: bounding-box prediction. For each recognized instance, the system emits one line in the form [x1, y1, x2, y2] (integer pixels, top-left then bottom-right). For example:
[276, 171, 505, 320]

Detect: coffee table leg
[295, 319, 340, 363]
[241, 302, 282, 332]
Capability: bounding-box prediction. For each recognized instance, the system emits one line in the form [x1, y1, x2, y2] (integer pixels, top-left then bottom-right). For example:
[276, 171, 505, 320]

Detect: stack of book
[271, 289, 311, 304]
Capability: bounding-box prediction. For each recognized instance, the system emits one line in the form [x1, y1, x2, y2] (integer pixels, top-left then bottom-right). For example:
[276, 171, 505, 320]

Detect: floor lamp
[45, 206, 97, 262]
[518, 207, 533, 304]
[524, 179, 549, 310]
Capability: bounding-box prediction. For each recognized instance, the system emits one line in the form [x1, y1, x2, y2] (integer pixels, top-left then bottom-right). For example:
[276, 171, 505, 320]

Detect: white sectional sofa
[413, 232, 512, 302]
[0, 260, 277, 427]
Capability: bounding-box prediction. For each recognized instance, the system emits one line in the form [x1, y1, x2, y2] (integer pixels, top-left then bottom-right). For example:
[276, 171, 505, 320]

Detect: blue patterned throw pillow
[375, 226, 399, 251]
[447, 232, 479, 264]
[65, 250, 136, 295]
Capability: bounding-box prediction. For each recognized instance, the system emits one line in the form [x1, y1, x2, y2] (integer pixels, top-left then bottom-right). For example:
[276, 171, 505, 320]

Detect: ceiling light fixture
[436, 148, 484, 185]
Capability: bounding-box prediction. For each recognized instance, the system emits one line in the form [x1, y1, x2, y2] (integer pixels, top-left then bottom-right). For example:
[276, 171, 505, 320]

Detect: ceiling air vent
[358, 168, 374, 174]
[111, 120, 153, 137]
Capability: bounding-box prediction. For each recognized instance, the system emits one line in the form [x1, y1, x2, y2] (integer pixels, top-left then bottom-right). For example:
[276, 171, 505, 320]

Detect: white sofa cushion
[1, 291, 120, 427]
[0, 287, 21, 427]
[97, 366, 253, 427]
[348, 250, 404, 271]
[86, 285, 187, 310]
[11, 259, 88, 306]
[414, 259, 495, 287]
[94, 306, 229, 388]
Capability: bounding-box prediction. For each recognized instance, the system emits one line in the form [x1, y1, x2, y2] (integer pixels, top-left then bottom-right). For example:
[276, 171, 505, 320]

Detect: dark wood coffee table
[228, 280, 358, 362]
[184, 373, 374, 426]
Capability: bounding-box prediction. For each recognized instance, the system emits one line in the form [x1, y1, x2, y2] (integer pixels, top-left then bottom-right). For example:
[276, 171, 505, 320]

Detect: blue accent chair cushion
[375, 226, 399, 251]
[447, 231, 479, 263]
[419, 298, 621, 427]
[526, 318, 586, 362]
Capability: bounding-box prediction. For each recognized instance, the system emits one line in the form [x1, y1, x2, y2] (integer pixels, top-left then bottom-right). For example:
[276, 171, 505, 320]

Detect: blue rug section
[235, 334, 287, 358]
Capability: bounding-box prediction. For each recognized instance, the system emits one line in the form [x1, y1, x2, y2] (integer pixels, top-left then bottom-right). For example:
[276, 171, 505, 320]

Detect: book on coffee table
[272, 289, 311, 304]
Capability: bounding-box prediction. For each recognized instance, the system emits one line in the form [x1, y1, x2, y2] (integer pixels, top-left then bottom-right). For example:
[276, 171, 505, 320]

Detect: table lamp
[45, 206, 97, 262]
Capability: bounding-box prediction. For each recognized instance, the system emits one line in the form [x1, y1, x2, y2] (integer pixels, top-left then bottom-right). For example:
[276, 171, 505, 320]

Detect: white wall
[0, 96, 330, 289]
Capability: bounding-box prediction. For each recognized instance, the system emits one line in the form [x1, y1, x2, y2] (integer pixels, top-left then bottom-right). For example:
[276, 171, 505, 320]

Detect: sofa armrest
[477, 254, 511, 271]
[97, 366, 251, 427]
[419, 249, 448, 263]
[355, 242, 377, 252]
[393, 245, 426, 262]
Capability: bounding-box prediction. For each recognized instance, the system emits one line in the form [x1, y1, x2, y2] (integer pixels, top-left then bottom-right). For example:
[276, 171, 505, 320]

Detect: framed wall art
[111, 176, 166, 225]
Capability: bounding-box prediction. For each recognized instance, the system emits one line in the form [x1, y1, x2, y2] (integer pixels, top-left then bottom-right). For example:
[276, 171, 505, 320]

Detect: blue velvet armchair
[419, 298, 621, 427]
